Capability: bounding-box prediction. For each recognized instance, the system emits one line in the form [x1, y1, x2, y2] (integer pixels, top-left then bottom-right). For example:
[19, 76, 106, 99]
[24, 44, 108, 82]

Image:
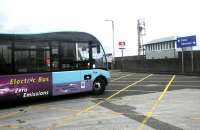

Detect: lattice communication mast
[137, 19, 146, 55]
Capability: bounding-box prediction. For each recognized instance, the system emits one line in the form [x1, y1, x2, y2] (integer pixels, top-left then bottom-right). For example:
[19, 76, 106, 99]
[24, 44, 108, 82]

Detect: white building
[144, 36, 183, 59]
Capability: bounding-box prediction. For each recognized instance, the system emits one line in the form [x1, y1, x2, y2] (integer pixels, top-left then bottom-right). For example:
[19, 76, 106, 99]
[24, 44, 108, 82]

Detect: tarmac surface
[0, 70, 200, 130]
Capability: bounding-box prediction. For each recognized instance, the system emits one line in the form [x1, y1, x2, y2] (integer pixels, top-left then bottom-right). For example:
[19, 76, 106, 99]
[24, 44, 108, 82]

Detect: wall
[114, 51, 200, 74]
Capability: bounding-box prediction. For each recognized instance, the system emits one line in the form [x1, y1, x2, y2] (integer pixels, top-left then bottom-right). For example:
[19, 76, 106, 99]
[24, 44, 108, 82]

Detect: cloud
[0, 15, 8, 30]
[0, 14, 31, 32]
[10, 25, 31, 32]
[0, 16, 7, 22]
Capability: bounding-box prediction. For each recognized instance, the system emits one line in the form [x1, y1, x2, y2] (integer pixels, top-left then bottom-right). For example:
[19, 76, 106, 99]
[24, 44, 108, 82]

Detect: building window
[146, 45, 148, 51]
[169, 42, 172, 49]
[166, 42, 169, 50]
[152, 44, 155, 51]
[160, 43, 162, 50]
[148, 45, 150, 51]
[155, 44, 158, 51]
[158, 43, 160, 50]
[172, 41, 175, 48]
[163, 43, 166, 50]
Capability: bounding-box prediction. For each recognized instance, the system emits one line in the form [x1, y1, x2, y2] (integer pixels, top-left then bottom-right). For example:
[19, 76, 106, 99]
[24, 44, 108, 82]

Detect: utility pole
[105, 19, 115, 69]
[105, 19, 115, 60]
[137, 20, 141, 55]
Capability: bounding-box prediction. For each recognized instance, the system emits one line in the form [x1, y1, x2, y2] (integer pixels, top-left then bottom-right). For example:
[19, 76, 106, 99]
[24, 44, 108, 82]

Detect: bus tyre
[92, 78, 106, 95]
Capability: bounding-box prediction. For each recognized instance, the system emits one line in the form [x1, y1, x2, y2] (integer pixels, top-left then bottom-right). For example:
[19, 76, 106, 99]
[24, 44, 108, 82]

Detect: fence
[114, 51, 200, 74]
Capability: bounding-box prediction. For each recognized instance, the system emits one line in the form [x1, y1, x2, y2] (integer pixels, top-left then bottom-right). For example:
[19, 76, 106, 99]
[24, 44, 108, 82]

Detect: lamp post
[104, 19, 115, 62]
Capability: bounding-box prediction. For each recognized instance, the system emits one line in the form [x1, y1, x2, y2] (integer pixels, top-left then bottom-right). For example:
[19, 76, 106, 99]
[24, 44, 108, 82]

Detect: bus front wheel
[92, 78, 106, 95]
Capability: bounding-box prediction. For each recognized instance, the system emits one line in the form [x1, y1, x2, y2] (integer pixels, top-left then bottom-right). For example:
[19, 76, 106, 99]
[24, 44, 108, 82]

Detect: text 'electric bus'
[0, 31, 110, 101]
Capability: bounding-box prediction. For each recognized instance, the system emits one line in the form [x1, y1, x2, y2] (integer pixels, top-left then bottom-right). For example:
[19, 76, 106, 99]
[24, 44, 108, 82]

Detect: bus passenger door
[52, 42, 81, 96]
[52, 70, 81, 96]
[78, 42, 94, 92]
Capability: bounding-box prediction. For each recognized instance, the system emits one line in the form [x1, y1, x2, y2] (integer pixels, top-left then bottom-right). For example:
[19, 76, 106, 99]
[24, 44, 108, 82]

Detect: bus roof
[0, 31, 100, 43]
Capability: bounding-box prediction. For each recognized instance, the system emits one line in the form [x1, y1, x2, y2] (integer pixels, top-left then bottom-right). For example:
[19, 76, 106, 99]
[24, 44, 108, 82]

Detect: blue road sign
[176, 35, 196, 48]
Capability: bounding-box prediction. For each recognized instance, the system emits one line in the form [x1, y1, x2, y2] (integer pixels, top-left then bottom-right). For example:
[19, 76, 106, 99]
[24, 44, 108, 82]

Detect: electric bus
[0, 31, 110, 101]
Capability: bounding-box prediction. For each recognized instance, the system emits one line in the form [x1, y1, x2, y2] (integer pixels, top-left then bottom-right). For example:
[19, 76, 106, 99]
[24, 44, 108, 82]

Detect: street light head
[104, 19, 113, 22]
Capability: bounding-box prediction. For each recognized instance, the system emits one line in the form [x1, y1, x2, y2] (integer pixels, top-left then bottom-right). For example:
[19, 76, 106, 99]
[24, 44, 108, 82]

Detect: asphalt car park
[0, 70, 200, 130]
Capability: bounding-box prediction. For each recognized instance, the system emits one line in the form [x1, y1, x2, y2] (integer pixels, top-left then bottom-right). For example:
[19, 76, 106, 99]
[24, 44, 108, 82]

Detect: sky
[0, 0, 200, 57]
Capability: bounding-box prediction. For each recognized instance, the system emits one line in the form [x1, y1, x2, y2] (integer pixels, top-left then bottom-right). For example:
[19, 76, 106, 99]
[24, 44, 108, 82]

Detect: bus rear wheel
[92, 78, 106, 95]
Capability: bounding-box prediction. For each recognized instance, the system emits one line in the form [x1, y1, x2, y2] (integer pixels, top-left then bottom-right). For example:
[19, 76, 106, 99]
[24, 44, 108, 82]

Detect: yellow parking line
[0, 106, 34, 129]
[106, 74, 153, 100]
[0, 105, 34, 121]
[136, 75, 176, 130]
[0, 124, 18, 129]
[61, 74, 153, 124]
[45, 128, 52, 130]
[0, 111, 20, 120]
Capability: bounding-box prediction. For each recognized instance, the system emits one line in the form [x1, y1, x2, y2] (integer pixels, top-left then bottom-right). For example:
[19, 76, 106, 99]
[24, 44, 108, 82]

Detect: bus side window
[61, 42, 78, 70]
[92, 44, 107, 69]
[77, 42, 90, 69]
[51, 42, 60, 71]
[0, 41, 12, 75]
[14, 41, 50, 73]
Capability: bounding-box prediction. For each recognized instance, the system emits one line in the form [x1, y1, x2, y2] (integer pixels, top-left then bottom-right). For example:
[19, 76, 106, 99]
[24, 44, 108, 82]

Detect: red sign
[118, 41, 126, 48]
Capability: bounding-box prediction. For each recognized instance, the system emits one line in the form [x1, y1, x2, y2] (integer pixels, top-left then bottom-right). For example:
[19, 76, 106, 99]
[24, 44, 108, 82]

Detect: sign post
[191, 47, 194, 72]
[181, 48, 184, 73]
[118, 41, 126, 57]
[118, 41, 126, 71]
[119, 48, 124, 57]
[176, 35, 196, 73]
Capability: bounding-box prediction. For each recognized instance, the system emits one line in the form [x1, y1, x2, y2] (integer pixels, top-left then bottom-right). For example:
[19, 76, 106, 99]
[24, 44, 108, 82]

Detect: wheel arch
[94, 75, 108, 86]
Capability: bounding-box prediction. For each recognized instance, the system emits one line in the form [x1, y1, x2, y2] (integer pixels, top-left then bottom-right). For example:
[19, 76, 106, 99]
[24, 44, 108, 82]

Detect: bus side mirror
[82, 47, 87, 51]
